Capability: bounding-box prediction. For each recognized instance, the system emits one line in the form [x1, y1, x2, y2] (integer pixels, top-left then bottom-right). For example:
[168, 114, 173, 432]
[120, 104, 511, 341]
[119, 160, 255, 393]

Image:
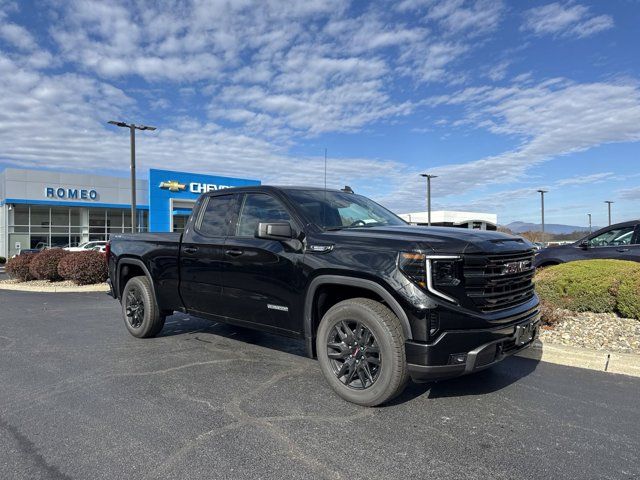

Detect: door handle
[183, 246, 199, 254]
[617, 248, 629, 252]
[225, 249, 244, 257]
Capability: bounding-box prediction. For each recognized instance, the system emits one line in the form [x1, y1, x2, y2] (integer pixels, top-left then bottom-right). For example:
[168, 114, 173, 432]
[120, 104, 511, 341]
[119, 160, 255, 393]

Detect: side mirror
[256, 222, 294, 240]
[579, 240, 589, 250]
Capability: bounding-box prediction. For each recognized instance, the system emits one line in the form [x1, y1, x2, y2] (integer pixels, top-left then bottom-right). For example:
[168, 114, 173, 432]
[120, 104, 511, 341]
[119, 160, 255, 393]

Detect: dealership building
[399, 210, 497, 230]
[0, 168, 259, 258]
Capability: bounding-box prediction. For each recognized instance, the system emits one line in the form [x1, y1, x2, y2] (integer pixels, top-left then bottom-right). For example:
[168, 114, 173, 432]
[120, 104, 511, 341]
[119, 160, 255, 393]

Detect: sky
[0, 0, 639, 227]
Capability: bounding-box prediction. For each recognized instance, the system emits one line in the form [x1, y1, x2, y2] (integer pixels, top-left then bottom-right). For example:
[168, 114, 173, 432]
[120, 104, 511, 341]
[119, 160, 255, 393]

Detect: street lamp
[587, 213, 592, 233]
[420, 174, 438, 226]
[537, 189, 548, 242]
[108, 121, 157, 232]
[604, 201, 614, 226]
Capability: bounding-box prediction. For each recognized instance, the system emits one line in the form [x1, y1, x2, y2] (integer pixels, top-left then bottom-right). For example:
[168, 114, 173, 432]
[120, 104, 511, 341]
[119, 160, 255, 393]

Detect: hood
[540, 243, 575, 252]
[324, 225, 533, 255]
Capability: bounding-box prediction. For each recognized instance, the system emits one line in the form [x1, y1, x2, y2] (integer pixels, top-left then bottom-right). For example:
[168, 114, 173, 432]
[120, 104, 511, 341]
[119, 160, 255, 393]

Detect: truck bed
[109, 232, 183, 311]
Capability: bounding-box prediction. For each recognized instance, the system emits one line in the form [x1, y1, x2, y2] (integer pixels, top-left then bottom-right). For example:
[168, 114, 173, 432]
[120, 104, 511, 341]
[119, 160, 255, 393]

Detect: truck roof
[211, 185, 349, 194]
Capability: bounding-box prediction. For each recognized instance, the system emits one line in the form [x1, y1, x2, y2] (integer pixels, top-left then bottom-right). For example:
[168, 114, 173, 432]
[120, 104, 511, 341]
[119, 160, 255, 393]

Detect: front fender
[303, 274, 413, 358]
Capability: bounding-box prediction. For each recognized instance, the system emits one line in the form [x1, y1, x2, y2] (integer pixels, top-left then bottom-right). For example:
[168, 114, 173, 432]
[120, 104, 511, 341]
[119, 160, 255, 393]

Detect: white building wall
[2, 168, 148, 206]
[400, 210, 497, 228]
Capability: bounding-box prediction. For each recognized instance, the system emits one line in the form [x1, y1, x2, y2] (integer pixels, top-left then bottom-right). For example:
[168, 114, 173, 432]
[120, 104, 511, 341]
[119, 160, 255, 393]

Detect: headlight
[431, 258, 461, 287]
[398, 252, 427, 289]
[398, 253, 462, 302]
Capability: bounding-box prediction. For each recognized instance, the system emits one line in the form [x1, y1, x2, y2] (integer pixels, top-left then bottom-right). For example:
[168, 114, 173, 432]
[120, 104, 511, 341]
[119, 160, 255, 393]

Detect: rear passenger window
[236, 193, 291, 236]
[198, 195, 234, 236]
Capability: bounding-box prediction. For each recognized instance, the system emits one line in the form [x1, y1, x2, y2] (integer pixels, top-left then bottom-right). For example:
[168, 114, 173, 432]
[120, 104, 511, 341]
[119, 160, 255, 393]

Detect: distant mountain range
[503, 221, 598, 235]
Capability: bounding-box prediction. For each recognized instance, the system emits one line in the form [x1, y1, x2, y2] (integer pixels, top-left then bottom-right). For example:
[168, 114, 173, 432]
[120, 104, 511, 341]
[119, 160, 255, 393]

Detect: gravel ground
[540, 310, 640, 354]
[0, 278, 108, 292]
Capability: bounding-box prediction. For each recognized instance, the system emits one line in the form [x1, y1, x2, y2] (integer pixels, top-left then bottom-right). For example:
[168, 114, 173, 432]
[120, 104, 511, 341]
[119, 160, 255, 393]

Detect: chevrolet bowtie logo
[159, 180, 187, 192]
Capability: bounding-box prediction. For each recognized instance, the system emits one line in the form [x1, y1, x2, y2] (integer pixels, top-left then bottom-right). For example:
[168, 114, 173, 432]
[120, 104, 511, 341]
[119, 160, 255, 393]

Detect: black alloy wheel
[326, 320, 381, 389]
[121, 275, 166, 338]
[125, 286, 145, 329]
[316, 298, 409, 406]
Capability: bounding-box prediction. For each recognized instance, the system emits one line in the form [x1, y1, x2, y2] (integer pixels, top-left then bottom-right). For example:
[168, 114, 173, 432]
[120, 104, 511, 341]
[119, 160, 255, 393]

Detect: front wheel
[316, 298, 408, 406]
[121, 276, 165, 338]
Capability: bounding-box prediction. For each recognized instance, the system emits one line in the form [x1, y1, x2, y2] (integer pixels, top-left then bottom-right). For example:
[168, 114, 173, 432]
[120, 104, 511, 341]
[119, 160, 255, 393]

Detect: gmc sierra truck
[107, 186, 540, 406]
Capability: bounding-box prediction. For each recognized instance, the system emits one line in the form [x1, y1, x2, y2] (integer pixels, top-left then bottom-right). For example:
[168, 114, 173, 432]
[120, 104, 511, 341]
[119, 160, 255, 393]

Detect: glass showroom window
[8, 206, 79, 250]
[7, 205, 29, 256]
[89, 210, 107, 242]
[30, 206, 50, 249]
[51, 207, 71, 248]
[88, 209, 148, 240]
[123, 210, 148, 234]
[70, 208, 82, 247]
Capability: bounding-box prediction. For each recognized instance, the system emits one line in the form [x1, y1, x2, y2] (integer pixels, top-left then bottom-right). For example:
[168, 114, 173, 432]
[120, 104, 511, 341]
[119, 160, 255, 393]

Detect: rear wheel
[316, 298, 408, 406]
[121, 276, 165, 338]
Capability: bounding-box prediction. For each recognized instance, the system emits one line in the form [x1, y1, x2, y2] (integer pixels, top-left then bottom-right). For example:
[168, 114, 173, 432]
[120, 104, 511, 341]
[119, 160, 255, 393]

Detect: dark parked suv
[108, 186, 540, 406]
[535, 220, 640, 267]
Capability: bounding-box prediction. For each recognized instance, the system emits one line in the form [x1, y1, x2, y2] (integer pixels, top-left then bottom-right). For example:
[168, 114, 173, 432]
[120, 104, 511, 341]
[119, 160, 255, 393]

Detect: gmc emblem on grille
[502, 260, 531, 275]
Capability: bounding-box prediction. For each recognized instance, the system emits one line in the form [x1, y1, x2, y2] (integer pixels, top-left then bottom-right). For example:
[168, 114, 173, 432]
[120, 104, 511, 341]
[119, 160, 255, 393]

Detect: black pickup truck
[108, 186, 539, 406]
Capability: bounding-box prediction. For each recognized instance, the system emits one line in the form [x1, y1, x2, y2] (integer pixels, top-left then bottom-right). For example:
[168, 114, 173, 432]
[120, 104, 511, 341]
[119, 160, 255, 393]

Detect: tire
[121, 276, 165, 338]
[316, 298, 409, 406]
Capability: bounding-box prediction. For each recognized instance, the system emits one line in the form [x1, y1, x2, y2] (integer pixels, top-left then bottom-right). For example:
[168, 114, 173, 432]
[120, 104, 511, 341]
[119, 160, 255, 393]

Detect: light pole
[420, 174, 438, 226]
[604, 201, 613, 226]
[537, 189, 548, 242]
[587, 213, 592, 233]
[108, 121, 157, 232]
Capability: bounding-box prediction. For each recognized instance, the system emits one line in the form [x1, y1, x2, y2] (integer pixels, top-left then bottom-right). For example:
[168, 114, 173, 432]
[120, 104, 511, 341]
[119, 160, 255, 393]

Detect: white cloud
[382, 79, 640, 212]
[0, 22, 36, 50]
[486, 60, 509, 82]
[0, 51, 413, 205]
[427, 0, 504, 35]
[554, 172, 615, 187]
[619, 187, 640, 201]
[522, 2, 613, 39]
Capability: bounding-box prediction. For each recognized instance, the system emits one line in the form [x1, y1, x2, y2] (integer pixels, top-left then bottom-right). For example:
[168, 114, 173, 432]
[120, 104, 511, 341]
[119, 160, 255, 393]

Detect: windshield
[284, 189, 406, 230]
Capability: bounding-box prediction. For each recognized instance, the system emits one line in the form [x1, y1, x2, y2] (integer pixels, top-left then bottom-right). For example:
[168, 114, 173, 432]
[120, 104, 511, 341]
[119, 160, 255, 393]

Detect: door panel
[220, 193, 304, 333]
[221, 237, 303, 332]
[582, 225, 637, 261]
[179, 194, 237, 316]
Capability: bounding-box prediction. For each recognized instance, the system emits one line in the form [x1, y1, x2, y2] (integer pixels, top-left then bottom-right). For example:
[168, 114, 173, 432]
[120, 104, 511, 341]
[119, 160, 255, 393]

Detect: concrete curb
[0, 282, 109, 293]
[516, 339, 640, 378]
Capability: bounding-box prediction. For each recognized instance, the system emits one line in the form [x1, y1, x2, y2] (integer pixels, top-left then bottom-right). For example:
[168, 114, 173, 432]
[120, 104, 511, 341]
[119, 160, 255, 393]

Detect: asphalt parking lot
[1, 290, 639, 480]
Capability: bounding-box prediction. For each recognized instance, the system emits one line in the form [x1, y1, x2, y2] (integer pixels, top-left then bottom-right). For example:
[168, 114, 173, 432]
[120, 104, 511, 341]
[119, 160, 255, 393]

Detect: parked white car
[65, 241, 108, 253]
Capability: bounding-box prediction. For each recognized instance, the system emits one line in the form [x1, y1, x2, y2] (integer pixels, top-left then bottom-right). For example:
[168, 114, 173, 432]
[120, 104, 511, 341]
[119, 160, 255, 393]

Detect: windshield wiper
[324, 222, 385, 231]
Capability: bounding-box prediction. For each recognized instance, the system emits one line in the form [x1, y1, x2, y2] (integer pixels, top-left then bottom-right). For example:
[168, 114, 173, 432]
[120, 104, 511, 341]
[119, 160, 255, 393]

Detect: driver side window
[588, 226, 635, 247]
[236, 193, 291, 237]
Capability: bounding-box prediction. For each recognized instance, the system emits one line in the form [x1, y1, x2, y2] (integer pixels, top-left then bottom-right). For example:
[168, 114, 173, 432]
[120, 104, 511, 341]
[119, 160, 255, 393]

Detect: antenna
[323, 148, 327, 227]
[324, 148, 327, 191]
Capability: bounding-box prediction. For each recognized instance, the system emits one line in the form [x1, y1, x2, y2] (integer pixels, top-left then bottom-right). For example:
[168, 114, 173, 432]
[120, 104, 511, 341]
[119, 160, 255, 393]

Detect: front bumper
[406, 311, 540, 382]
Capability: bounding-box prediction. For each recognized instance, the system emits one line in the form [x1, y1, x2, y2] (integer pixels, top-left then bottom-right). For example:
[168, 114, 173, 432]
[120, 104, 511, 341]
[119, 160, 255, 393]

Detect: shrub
[538, 298, 563, 327]
[58, 251, 108, 285]
[535, 260, 640, 319]
[5, 253, 37, 281]
[0, 256, 6, 264]
[57, 254, 75, 280]
[28, 248, 68, 281]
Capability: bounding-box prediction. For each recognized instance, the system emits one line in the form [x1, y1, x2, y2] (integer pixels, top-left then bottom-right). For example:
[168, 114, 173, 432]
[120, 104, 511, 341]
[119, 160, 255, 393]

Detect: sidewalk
[517, 339, 640, 378]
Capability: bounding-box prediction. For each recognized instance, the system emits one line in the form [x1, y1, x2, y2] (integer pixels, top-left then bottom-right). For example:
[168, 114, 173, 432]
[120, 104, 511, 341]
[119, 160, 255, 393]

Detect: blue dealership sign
[148, 169, 260, 232]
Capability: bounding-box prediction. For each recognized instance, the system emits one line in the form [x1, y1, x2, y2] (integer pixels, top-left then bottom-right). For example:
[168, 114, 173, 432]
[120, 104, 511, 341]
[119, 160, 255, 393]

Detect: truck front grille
[463, 250, 536, 313]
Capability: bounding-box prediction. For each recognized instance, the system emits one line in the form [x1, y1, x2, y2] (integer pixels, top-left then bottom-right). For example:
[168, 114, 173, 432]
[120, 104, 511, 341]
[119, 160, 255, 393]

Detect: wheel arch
[304, 275, 412, 358]
[116, 258, 157, 302]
